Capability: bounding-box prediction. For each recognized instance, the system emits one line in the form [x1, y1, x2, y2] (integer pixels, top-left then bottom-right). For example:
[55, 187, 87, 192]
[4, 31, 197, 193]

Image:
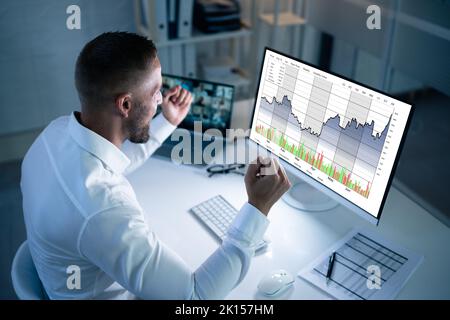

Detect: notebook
[298, 228, 423, 300]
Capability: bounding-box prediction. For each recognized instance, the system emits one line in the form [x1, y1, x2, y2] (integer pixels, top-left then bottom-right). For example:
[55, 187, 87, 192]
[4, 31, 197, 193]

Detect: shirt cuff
[226, 202, 269, 248]
[150, 113, 177, 144]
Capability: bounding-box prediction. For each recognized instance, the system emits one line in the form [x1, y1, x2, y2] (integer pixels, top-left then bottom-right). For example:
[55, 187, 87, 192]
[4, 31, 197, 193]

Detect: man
[21, 32, 291, 299]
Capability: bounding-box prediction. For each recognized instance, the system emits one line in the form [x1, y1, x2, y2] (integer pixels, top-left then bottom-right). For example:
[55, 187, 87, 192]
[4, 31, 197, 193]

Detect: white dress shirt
[20, 112, 269, 299]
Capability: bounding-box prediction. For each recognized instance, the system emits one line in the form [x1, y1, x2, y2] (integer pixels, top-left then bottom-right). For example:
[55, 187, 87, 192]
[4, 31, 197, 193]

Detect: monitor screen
[161, 74, 235, 134]
[249, 48, 413, 221]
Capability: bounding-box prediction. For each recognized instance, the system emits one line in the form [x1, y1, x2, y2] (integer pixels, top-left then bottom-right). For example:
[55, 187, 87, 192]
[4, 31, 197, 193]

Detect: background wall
[0, 0, 136, 161]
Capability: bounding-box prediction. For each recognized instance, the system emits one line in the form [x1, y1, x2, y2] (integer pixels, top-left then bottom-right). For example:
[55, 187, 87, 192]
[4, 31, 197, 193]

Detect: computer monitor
[161, 74, 235, 135]
[249, 48, 414, 225]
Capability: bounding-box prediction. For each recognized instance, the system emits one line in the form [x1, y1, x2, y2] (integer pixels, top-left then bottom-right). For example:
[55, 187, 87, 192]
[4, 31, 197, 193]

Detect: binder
[158, 47, 171, 75]
[167, 0, 178, 39]
[137, 0, 149, 27]
[183, 44, 197, 78]
[178, 0, 194, 39]
[169, 45, 183, 76]
[139, 0, 168, 42]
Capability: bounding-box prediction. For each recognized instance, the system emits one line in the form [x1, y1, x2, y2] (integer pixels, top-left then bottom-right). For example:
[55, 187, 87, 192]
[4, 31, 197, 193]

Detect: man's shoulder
[44, 114, 72, 133]
[22, 114, 71, 167]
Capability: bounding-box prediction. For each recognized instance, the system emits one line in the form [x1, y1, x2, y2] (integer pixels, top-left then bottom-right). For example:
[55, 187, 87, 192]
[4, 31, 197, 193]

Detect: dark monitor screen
[160, 74, 235, 134]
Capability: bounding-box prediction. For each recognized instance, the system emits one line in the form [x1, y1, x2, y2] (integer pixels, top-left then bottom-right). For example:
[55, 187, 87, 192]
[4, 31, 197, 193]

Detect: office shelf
[259, 12, 306, 27]
[135, 0, 257, 99]
[143, 24, 253, 48]
[203, 66, 251, 92]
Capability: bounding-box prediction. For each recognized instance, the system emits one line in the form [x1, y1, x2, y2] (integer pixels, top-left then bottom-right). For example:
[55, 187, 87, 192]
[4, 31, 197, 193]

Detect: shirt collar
[68, 112, 130, 174]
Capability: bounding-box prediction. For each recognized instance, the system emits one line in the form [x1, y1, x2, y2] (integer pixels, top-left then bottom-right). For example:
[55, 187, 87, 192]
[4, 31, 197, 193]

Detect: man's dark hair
[75, 32, 158, 106]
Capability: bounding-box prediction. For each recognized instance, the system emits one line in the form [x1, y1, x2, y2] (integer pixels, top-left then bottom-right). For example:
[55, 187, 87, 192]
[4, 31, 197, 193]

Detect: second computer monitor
[162, 74, 235, 135]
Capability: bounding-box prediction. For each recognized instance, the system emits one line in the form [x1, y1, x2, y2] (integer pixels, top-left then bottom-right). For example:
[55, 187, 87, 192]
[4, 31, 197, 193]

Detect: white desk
[127, 155, 450, 300]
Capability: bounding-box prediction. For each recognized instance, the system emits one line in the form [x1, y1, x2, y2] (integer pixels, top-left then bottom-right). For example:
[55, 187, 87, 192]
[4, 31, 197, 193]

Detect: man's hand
[244, 156, 291, 216]
[161, 85, 192, 126]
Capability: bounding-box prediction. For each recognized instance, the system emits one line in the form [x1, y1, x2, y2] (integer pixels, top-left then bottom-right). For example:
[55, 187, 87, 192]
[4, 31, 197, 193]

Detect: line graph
[255, 95, 390, 198]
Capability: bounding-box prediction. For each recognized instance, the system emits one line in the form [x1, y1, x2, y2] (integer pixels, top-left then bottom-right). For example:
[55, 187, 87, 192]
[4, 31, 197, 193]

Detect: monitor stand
[282, 176, 339, 212]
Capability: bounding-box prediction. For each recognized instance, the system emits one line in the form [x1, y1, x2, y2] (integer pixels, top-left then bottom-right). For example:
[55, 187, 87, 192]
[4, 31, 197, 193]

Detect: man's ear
[115, 93, 133, 118]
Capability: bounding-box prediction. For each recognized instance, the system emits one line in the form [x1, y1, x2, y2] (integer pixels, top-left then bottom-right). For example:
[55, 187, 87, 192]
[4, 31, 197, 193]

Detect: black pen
[325, 252, 336, 283]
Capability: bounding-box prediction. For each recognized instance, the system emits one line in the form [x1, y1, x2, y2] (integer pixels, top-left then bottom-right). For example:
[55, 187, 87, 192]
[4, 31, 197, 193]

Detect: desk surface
[127, 155, 450, 300]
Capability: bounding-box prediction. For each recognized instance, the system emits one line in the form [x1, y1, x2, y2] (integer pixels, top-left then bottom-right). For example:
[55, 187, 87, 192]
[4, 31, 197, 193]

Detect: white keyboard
[189, 195, 268, 251]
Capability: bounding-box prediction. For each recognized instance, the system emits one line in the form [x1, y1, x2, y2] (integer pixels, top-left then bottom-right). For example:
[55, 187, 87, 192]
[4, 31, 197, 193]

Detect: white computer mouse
[257, 269, 295, 297]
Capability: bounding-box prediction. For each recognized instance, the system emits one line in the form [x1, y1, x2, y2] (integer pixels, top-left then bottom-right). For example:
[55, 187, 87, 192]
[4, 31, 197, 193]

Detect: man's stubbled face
[126, 100, 151, 143]
[126, 60, 162, 144]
